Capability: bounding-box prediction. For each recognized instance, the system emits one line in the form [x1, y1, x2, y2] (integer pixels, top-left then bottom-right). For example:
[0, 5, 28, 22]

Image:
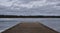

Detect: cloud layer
[0, 0, 60, 16]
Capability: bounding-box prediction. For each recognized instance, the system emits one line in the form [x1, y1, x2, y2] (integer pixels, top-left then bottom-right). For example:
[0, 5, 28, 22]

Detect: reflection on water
[0, 18, 60, 32]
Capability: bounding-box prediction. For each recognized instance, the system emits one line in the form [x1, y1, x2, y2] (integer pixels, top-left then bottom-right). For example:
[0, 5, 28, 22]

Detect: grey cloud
[8, 0, 13, 1]
[56, 3, 60, 6]
[0, 0, 60, 16]
[18, 0, 42, 4]
[47, 0, 60, 2]
[0, 5, 8, 10]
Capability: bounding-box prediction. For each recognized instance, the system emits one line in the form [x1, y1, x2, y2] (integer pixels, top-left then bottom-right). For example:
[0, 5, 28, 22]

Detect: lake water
[0, 18, 60, 33]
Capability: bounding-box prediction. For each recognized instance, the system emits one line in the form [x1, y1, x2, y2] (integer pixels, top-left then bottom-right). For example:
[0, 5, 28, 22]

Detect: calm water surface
[0, 18, 60, 32]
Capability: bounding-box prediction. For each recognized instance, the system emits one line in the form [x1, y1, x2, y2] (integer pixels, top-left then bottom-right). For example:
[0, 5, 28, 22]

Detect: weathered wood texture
[2, 22, 58, 33]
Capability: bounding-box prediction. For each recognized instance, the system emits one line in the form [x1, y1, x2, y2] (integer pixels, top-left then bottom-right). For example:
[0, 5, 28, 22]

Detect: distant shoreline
[0, 15, 60, 18]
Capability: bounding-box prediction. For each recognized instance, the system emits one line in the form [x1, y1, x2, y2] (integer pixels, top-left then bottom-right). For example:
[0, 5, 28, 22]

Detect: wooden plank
[2, 22, 59, 33]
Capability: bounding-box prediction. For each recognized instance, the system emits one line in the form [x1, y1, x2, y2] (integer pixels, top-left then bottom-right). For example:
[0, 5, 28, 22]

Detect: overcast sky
[0, 0, 60, 16]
